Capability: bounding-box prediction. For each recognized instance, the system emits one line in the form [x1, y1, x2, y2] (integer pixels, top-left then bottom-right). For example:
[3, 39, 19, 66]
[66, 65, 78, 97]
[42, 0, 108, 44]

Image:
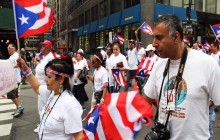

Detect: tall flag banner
[140, 22, 153, 35]
[113, 34, 125, 44]
[210, 24, 220, 42]
[112, 68, 126, 87]
[83, 91, 154, 140]
[13, 0, 55, 38]
[136, 58, 154, 78]
[203, 41, 211, 51]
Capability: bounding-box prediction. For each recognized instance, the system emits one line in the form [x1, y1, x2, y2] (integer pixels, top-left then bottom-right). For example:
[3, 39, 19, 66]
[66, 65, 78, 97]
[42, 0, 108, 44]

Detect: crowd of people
[2, 14, 220, 140]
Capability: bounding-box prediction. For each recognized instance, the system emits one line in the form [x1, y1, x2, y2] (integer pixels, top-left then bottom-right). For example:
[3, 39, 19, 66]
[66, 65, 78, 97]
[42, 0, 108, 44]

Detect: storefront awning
[89, 21, 98, 33]
[77, 26, 84, 36]
[82, 24, 90, 35]
[154, 3, 197, 21]
[120, 4, 141, 26]
[97, 17, 108, 32]
[107, 11, 122, 29]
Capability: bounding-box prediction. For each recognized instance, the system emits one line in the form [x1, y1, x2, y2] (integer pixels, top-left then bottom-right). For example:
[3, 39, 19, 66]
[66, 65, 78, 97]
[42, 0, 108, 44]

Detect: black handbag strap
[154, 47, 188, 130]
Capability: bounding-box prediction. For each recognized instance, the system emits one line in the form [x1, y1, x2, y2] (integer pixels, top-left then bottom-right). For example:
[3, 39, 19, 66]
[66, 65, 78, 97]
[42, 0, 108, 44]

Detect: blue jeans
[209, 106, 216, 140]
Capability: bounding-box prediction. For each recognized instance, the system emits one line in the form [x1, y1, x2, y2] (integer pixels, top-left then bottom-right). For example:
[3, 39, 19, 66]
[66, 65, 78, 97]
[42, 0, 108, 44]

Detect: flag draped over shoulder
[140, 22, 153, 35]
[13, 0, 55, 38]
[211, 24, 220, 42]
[112, 68, 127, 87]
[113, 34, 125, 44]
[83, 91, 154, 140]
[136, 57, 154, 78]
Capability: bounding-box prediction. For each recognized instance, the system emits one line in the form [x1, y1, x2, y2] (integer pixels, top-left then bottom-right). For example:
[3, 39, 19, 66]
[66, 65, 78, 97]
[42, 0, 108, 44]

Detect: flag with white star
[211, 24, 220, 42]
[136, 58, 154, 78]
[82, 91, 154, 140]
[13, 0, 55, 38]
[140, 22, 153, 35]
[113, 34, 125, 45]
[112, 68, 126, 87]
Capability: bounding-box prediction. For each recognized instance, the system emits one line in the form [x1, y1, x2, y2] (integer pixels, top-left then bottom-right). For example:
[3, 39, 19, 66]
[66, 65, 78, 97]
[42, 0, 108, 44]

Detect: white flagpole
[12, 0, 21, 56]
[135, 21, 146, 32]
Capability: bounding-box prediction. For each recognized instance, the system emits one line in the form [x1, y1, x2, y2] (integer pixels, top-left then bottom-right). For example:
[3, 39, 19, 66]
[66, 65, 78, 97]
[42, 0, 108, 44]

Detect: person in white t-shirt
[72, 52, 89, 110]
[124, 39, 138, 91]
[145, 44, 159, 63]
[86, 53, 108, 106]
[7, 43, 24, 118]
[143, 15, 220, 140]
[106, 41, 129, 93]
[210, 42, 220, 66]
[17, 56, 83, 140]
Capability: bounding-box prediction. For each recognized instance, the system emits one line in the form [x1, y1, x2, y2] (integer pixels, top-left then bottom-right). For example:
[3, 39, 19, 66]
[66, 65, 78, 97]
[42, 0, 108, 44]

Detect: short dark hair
[213, 41, 219, 49]
[154, 14, 183, 40]
[112, 40, 122, 50]
[45, 56, 74, 94]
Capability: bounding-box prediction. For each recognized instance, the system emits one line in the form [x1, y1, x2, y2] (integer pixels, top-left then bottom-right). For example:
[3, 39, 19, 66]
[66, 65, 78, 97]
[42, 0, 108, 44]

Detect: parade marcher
[86, 53, 108, 106]
[72, 52, 89, 110]
[143, 14, 220, 140]
[145, 44, 159, 63]
[34, 40, 55, 132]
[135, 31, 146, 64]
[17, 56, 83, 140]
[209, 41, 220, 140]
[124, 39, 138, 91]
[106, 40, 129, 93]
[7, 43, 24, 117]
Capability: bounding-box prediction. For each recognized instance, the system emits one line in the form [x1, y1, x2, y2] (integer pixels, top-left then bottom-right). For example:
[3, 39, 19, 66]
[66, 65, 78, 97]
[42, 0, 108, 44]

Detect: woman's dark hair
[112, 40, 122, 50]
[45, 55, 74, 94]
[95, 52, 103, 63]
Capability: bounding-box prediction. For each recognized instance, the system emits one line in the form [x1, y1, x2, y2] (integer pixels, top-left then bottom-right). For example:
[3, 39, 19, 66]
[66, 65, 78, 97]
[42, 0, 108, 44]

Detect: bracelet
[26, 71, 32, 77]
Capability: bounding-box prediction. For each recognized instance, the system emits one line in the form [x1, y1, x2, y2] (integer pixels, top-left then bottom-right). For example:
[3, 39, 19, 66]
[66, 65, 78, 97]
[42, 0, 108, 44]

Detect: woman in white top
[17, 56, 83, 140]
[86, 53, 108, 106]
[72, 52, 89, 110]
[106, 41, 129, 93]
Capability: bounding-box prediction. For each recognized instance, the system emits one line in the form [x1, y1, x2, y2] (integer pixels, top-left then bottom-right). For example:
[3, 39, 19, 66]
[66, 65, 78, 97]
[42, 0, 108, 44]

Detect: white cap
[145, 44, 155, 51]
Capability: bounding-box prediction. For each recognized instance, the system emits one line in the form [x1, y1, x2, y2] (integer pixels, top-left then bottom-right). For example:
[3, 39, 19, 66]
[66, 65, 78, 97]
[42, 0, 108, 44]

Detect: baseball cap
[145, 44, 156, 51]
[41, 40, 52, 48]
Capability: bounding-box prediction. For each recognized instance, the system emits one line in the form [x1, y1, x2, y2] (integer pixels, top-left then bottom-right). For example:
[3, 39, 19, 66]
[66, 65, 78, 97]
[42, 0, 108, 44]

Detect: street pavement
[1, 70, 220, 140]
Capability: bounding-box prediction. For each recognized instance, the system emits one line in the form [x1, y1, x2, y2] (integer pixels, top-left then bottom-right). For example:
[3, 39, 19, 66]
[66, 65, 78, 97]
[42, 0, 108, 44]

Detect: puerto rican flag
[13, 0, 55, 38]
[112, 68, 126, 87]
[203, 41, 211, 51]
[83, 91, 154, 140]
[211, 24, 220, 42]
[136, 58, 154, 78]
[140, 22, 153, 35]
[113, 34, 125, 45]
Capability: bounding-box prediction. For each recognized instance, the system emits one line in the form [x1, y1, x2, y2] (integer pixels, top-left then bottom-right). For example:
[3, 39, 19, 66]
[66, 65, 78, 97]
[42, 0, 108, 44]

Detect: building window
[110, 0, 121, 14]
[206, 0, 216, 14]
[79, 14, 84, 26]
[155, 0, 170, 5]
[91, 5, 98, 21]
[170, 0, 182, 7]
[124, 0, 140, 8]
[85, 10, 90, 24]
[100, 0, 108, 18]
[194, 0, 204, 12]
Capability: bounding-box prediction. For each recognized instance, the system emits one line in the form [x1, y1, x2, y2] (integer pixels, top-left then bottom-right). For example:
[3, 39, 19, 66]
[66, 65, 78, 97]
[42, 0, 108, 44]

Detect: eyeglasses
[129, 43, 134, 45]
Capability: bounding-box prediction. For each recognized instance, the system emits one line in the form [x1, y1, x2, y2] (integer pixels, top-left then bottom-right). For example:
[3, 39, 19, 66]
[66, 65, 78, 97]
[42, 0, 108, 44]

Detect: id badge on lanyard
[165, 89, 176, 111]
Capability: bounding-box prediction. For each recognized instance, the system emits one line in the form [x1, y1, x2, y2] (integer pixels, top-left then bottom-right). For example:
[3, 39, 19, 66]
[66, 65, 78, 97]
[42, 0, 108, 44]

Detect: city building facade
[53, 0, 220, 54]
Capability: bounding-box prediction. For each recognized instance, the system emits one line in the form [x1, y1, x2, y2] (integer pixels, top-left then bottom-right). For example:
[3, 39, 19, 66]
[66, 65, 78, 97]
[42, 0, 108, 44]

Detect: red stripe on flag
[94, 132, 100, 140]
[131, 93, 153, 126]
[116, 92, 134, 130]
[82, 130, 89, 140]
[102, 95, 123, 140]
[14, 0, 42, 7]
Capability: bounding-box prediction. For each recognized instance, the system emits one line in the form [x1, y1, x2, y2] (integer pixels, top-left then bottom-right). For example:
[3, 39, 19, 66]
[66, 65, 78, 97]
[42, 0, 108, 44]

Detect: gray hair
[154, 14, 183, 40]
